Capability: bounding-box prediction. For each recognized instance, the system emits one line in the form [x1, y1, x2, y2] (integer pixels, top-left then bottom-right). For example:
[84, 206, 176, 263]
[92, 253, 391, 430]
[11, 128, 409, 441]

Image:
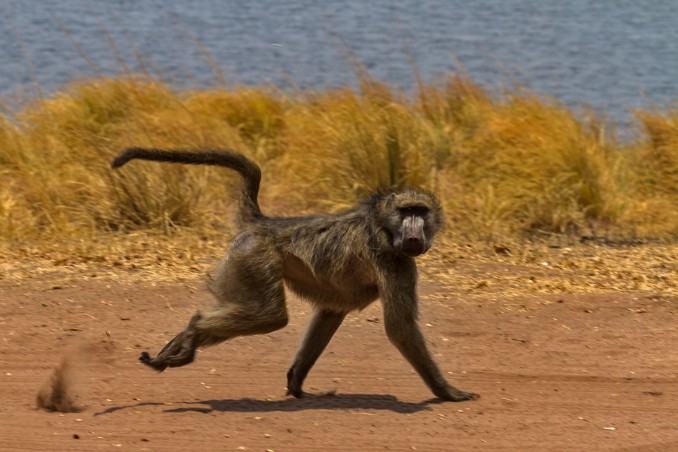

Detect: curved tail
[111, 147, 263, 223]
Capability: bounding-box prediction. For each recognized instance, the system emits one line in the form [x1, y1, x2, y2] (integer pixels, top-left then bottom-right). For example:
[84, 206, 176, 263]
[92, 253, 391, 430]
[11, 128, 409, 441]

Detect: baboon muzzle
[399, 215, 428, 257]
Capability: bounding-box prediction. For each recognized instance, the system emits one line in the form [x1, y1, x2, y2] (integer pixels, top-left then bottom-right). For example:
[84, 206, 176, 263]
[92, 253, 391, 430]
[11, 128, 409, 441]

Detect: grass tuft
[0, 74, 676, 242]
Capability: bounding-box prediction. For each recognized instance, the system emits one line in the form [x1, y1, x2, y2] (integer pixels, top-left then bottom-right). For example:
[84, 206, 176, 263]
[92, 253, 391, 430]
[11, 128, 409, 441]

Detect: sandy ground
[1, 241, 677, 451]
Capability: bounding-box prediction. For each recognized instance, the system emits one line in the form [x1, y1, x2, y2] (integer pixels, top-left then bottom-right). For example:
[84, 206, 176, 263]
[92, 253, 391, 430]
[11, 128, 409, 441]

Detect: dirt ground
[1, 239, 677, 451]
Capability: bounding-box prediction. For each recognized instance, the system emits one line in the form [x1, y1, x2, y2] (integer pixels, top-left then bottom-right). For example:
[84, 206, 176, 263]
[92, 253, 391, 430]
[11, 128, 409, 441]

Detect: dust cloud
[36, 353, 83, 413]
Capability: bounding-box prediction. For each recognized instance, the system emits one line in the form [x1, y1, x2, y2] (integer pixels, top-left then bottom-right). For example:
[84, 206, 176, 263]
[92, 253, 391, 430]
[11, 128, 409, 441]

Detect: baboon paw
[286, 388, 337, 399]
[139, 351, 151, 362]
[434, 387, 479, 402]
[138, 351, 167, 372]
[285, 388, 304, 399]
[459, 391, 480, 401]
[442, 390, 479, 402]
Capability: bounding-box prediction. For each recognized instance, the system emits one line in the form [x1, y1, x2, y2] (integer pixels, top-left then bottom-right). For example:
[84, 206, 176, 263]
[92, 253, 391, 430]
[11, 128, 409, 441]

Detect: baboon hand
[435, 386, 479, 402]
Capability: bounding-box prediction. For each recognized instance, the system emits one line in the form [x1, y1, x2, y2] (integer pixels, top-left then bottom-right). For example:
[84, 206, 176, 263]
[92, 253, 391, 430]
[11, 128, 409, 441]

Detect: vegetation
[0, 75, 676, 243]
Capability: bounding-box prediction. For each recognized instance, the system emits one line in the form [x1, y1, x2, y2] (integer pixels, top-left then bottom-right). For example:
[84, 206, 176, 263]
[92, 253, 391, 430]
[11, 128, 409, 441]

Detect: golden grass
[0, 74, 676, 243]
[2, 232, 675, 300]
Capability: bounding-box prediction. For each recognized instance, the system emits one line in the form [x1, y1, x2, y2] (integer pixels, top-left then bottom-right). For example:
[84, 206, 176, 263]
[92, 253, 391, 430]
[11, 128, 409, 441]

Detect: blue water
[2, 0, 678, 129]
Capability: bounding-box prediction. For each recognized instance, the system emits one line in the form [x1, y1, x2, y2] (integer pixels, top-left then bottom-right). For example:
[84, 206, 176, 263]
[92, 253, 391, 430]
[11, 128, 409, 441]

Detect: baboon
[111, 147, 477, 402]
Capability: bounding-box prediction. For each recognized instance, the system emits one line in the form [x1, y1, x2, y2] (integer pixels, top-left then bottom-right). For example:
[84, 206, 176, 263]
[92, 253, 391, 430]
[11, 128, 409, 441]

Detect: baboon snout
[398, 216, 429, 256]
[401, 236, 427, 256]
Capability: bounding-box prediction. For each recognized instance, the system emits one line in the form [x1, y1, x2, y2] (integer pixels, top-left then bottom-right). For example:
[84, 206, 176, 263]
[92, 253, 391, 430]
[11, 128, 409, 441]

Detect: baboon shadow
[96, 393, 433, 416]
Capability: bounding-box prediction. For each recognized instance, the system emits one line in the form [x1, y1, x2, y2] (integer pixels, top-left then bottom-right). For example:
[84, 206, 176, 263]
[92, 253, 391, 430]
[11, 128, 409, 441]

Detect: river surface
[2, 0, 678, 128]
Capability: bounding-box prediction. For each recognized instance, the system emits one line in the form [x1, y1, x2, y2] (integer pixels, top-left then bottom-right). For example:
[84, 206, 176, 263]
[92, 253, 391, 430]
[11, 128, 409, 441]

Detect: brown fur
[112, 147, 477, 402]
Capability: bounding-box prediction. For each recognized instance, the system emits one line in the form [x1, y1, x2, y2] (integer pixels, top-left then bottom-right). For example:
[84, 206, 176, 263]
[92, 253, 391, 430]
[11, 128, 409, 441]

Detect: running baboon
[111, 147, 477, 402]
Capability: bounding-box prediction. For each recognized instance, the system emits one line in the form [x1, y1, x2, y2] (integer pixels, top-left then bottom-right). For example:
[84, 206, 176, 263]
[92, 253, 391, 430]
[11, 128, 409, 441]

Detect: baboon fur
[112, 147, 477, 402]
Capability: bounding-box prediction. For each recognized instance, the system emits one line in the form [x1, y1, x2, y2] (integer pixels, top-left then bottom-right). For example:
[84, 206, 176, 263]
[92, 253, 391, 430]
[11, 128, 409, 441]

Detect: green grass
[0, 74, 676, 242]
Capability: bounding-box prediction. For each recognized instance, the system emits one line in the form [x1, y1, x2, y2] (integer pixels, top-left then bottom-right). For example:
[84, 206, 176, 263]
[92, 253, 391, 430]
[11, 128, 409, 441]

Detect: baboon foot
[139, 351, 168, 371]
[435, 386, 479, 402]
[286, 366, 305, 398]
[285, 387, 337, 399]
[285, 387, 304, 399]
[285, 378, 304, 399]
[138, 329, 197, 371]
[286, 368, 337, 398]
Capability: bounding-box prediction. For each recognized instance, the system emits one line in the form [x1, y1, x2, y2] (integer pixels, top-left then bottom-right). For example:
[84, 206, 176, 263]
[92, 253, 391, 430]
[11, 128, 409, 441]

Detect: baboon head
[373, 190, 444, 257]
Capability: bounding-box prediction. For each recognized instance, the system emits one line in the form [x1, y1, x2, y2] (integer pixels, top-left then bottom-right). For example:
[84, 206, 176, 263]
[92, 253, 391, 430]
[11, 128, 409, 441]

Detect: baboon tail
[111, 147, 263, 223]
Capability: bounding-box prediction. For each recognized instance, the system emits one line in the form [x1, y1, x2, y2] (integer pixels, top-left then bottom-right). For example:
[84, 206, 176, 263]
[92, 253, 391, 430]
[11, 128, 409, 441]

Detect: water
[2, 0, 678, 128]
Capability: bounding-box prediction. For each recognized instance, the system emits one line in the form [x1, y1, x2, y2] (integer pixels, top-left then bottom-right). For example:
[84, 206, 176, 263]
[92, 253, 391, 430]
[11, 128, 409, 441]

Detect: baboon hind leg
[286, 308, 346, 397]
[140, 237, 288, 371]
[139, 314, 201, 371]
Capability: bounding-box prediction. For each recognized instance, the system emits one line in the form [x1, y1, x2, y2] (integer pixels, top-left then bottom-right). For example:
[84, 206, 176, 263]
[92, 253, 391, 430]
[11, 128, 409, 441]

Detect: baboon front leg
[379, 259, 478, 402]
[384, 313, 478, 401]
[382, 290, 478, 402]
[287, 308, 346, 398]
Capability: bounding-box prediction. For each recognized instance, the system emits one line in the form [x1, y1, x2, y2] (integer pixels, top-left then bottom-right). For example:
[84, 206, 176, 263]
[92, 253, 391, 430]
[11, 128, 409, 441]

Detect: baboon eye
[400, 205, 429, 216]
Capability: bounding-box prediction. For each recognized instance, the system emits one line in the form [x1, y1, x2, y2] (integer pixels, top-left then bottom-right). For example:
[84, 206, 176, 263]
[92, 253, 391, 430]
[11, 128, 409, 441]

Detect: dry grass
[1, 233, 675, 300]
[629, 108, 678, 236]
[0, 74, 676, 245]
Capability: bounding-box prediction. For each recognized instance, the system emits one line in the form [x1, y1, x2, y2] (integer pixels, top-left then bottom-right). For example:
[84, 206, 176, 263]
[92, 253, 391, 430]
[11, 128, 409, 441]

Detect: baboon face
[381, 192, 442, 257]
